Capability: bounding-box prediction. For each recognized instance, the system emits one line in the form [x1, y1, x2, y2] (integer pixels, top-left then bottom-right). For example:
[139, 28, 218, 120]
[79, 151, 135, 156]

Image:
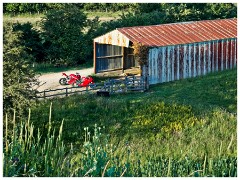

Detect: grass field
[3, 11, 120, 26]
[4, 68, 237, 177]
[32, 61, 93, 74]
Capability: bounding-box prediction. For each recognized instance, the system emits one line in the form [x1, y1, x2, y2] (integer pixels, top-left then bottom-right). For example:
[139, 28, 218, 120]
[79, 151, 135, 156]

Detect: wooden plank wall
[95, 44, 139, 73]
[148, 38, 237, 85]
[124, 47, 138, 69]
[95, 44, 123, 73]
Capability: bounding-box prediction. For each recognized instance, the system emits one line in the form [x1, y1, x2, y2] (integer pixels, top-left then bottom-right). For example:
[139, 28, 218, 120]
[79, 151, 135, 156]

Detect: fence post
[124, 76, 128, 92]
[66, 87, 68, 97]
[43, 90, 46, 99]
[110, 80, 114, 94]
[133, 75, 135, 86]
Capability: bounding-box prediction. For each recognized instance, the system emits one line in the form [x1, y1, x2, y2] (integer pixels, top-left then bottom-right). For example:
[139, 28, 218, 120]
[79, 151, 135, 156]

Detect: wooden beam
[122, 46, 125, 73]
[96, 55, 123, 59]
[97, 68, 123, 73]
[93, 41, 97, 74]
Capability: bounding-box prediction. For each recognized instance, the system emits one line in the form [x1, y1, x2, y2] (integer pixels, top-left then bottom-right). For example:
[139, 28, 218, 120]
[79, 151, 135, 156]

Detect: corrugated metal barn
[93, 18, 237, 85]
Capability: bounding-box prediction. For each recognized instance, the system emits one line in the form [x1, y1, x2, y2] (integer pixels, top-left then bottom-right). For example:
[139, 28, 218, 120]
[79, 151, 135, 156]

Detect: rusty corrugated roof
[114, 18, 237, 47]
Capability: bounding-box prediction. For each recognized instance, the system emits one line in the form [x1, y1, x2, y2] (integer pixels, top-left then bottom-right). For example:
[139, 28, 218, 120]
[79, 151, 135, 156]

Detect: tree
[4, 3, 19, 15]
[206, 3, 237, 19]
[3, 22, 38, 117]
[13, 22, 45, 63]
[41, 4, 87, 65]
[84, 17, 102, 61]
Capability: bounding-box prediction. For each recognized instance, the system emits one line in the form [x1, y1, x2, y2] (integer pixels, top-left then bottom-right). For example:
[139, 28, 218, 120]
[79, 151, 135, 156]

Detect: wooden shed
[93, 18, 237, 85]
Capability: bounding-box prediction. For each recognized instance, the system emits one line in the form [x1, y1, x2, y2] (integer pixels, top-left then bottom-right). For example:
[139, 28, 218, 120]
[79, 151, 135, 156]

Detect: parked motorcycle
[59, 72, 95, 88]
[59, 72, 81, 85]
[79, 76, 95, 88]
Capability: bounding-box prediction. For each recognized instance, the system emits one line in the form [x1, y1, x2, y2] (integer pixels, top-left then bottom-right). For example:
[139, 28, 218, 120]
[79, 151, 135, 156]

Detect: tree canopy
[40, 4, 87, 65]
[3, 22, 38, 117]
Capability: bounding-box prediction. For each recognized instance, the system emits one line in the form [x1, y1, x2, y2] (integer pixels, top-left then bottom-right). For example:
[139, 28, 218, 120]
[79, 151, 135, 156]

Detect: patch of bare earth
[35, 68, 94, 92]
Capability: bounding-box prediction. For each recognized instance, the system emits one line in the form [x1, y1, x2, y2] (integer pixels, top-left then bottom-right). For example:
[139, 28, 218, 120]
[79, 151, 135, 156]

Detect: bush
[13, 22, 45, 63]
[3, 22, 38, 117]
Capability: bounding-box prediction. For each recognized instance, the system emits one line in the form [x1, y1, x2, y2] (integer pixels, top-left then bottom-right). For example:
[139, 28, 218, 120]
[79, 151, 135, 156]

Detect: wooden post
[66, 88, 68, 97]
[43, 90, 46, 99]
[122, 46, 125, 73]
[93, 41, 97, 74]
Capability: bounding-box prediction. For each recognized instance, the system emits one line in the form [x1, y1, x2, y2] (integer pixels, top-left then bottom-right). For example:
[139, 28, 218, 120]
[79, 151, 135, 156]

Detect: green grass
[3, 10, 120, 26]
[4, 68, 236, 177]
[31, 68, 236, 153]
[33, 62, 93, 74]
[4, 106, 237, 177]
[3, 13, 43, 28]
[85, 11, 122, 19]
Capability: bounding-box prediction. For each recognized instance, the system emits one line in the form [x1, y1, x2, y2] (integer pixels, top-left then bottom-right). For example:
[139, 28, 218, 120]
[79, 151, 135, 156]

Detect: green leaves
[41, 5, 87, 65]
[3, 22, 38, 117]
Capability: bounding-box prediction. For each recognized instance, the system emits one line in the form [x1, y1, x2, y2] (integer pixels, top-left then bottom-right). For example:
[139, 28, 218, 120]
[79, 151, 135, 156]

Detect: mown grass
[5, 68, 236, 177]
[85, 10, 122, 19]
[3, 10, 120, 26]
[33, 61, 93, 74]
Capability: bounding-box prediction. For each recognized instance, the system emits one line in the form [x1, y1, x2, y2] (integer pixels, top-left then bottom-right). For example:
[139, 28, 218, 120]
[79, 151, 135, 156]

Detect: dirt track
[35, 68, 94, 91]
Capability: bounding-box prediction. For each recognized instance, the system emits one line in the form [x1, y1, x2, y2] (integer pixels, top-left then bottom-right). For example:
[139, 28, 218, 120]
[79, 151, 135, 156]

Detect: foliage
[3, 3, 80, 15]
[3, 3, 237, 67]
[3, 3, 135, 14]
[3, 107, 72, 177]
[12, 22, 45, 63]
[40, 4, 87, 65]
[132, 42, 149, 66]
[83, 16, 102, 61]
[4, 3, 236, 18]
[160, 3, 237, 23]
[3, 22, 38, 117]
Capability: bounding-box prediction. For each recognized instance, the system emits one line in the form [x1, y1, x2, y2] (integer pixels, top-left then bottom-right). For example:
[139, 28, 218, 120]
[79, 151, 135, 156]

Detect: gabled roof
[94, 18, 237, 47]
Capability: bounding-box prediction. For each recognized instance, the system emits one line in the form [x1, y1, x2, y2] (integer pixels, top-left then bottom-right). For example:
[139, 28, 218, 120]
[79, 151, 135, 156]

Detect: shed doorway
[94, 43, 139, 74]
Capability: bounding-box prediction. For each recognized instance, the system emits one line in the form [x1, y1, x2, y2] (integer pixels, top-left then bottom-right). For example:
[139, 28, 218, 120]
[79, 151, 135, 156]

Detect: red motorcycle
[59, 72, 81, 86]
[59, 72, 95, 88]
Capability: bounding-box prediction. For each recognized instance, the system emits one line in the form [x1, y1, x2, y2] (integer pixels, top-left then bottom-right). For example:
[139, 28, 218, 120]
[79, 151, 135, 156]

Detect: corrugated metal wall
[148, 38, 237, 84]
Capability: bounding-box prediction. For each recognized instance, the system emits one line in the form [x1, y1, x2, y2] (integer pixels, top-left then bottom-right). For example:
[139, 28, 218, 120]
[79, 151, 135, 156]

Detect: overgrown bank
[4, 69, 237, 177]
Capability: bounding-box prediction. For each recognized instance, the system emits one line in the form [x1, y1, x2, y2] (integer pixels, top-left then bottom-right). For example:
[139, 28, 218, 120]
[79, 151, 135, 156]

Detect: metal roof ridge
[116, 18, 237, 31]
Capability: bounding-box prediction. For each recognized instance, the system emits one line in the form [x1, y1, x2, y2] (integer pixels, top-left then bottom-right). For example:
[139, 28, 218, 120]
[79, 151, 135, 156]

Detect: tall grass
[3, 107, 237, 177]
[3, 105, 71, 177]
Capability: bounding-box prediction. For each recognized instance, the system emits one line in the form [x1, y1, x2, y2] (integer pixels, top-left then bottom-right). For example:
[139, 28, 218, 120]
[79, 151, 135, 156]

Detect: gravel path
[35, 68, 94, 91]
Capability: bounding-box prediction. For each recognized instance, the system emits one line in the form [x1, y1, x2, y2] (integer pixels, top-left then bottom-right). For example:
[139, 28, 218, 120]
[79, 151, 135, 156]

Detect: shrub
[3, 22, 38, 117]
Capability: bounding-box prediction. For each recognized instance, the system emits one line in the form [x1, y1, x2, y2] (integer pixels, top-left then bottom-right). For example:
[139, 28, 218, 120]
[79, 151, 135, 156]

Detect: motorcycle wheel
[59, 78, 67, 85]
